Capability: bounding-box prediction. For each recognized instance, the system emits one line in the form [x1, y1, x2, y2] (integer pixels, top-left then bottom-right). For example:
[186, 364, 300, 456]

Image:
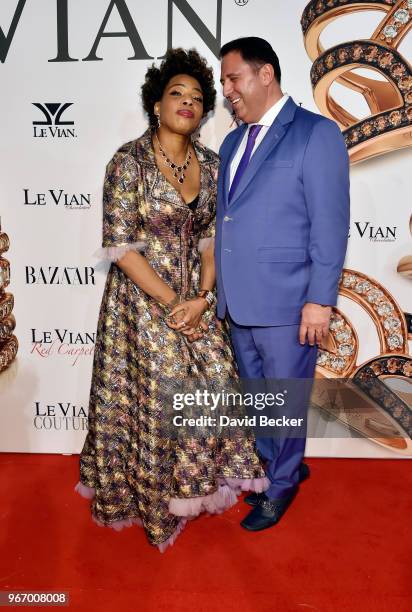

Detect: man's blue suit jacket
[215, 97, 350, 326]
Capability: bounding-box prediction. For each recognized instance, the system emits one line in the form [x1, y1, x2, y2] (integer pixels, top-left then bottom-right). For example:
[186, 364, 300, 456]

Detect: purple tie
[228, 124, 263, 202]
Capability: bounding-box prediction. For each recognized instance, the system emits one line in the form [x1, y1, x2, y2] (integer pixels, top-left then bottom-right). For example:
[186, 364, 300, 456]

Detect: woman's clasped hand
[166, 297, 210, 341]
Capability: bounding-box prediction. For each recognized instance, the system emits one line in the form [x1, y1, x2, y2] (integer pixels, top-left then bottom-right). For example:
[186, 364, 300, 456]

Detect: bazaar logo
[34, 401, 88, 431]
[1, 0, 223, 63]
[30, 329, 96, 367]
[350, 221, 397, 243]
[32, 103, 76, 138]
[23, 188, 91, 209]
[25, 266, 95, 285]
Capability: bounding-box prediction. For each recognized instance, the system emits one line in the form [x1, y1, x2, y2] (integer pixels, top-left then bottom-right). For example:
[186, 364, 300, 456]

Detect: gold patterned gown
[76, 129, 267, 551]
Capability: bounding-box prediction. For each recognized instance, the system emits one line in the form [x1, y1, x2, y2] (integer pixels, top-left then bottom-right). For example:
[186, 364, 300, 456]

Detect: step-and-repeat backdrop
[1, 0, 411, 457]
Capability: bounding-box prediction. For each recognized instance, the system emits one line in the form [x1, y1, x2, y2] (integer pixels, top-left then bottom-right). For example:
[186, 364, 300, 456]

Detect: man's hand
[299, 302, 332, 347]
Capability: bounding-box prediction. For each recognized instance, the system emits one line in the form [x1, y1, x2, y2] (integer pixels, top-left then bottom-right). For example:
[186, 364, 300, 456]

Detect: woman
[75, 48, 268, 552]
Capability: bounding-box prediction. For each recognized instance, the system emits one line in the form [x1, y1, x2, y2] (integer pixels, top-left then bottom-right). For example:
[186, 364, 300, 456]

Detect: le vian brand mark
[25, 266, 95, 285]
[32, 103, 76, 138]
[0, 0, 223, 63]
[24, 189, 91, 209]
[350, 221, 397, 242]
[34, 401, 88, 431]
[31, 329, 96, 366]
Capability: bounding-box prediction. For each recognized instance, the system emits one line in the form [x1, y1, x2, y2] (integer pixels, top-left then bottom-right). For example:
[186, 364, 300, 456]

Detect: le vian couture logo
[34, 401, 88, 431]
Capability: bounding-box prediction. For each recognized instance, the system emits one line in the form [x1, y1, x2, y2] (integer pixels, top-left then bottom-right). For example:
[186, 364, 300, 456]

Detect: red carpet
[0, 454, 410, 611]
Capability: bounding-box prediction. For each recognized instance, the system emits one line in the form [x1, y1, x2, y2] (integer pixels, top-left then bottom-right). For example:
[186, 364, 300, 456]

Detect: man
[216, 37, 350, 531]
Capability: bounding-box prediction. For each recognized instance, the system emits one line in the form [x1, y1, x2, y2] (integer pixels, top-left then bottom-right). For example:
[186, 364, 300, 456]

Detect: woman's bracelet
[197, 290, 215, 309]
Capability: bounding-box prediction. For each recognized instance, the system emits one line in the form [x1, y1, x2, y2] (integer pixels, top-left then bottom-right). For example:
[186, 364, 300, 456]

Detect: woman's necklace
[155, 131, 192, 184]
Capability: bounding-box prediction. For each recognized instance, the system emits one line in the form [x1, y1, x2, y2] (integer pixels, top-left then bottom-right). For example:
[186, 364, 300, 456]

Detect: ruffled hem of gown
[157, 519, 188, 553]
[219, 476, 270, 494]
[168, 483, 237, 517]
[168, 476, 269, 516]
[75, 475, 269, 552]
[74, 482, 96, 499]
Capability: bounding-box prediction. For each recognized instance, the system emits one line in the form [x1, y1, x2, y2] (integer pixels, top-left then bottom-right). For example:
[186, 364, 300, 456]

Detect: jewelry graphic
[313, 269, 412, 454]
[302, 0, 412, 164]
[0, 220, 18, 373]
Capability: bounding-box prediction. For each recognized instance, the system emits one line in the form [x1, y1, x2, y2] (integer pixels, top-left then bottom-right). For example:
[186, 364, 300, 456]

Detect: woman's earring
[155, 114, 161, 129]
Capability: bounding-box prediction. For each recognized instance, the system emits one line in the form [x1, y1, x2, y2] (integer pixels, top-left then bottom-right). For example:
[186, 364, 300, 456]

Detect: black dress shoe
[240, 488, 298, 532]
[244, 463, 310, 507]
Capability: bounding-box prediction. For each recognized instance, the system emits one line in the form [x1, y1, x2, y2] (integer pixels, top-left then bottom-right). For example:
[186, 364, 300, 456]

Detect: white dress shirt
[229, 94, 289, 187]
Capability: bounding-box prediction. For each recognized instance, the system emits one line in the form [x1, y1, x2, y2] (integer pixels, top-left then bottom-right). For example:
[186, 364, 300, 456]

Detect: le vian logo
[0, 0, 223, 63]
[32, 103, 76, 138]
[350, 221, 397, 243]
[23, 188, 91, 209]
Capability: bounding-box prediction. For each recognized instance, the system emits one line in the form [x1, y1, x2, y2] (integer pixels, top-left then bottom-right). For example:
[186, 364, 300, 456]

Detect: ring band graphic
[302, 0, 412, 163]
[314, 268, 411, 454]
[0, 222, 18, 374]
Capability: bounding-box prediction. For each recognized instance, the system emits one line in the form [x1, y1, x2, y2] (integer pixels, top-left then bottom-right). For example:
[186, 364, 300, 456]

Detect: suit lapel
[228, 97, 298, 207]
[222, 124, 247, 208]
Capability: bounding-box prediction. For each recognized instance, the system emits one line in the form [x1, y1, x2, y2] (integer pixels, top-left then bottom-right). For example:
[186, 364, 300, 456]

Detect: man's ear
[260, 63, 275, 86]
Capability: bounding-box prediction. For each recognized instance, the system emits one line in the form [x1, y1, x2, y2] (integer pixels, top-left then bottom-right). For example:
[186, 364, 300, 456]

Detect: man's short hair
[220, 37, 281, 84]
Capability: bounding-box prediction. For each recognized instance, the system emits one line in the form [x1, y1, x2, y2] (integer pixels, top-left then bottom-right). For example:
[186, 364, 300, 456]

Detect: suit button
[223, 215, 233, 222]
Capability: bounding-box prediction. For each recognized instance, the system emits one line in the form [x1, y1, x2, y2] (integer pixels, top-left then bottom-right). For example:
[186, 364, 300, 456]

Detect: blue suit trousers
[229, 317, 318, 499]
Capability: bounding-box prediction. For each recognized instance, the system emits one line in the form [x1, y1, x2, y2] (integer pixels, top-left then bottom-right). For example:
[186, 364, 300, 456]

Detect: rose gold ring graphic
[312, 268, 412, 454]
[302, 0, 412, 163]
[0, 221, 18, 374]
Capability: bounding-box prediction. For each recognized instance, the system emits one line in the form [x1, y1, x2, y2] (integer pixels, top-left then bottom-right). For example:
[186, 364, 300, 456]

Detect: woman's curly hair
[141, 48, 216, 128]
